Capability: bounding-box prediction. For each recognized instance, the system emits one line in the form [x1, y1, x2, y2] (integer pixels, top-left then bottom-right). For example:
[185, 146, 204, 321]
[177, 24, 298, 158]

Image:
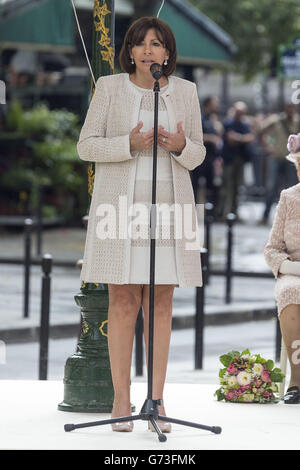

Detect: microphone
[150, 62, 163, 80]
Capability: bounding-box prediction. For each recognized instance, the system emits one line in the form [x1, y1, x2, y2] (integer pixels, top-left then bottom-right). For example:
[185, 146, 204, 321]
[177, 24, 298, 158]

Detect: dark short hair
[202, 96, 216, 108]
[119, 16, 177, 77]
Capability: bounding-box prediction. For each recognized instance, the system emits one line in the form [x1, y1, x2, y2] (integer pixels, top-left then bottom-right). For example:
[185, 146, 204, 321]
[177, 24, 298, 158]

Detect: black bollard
[36, 185, 43, 257]
[205, 202, 214, 285]
[23, 218, 33, 318]
[197, 177, 206, 205]
[195, 248, 208, 370]
[39, 254, 52, 380]
[135, 307, 144, 376]
[225, 213, 236, 304]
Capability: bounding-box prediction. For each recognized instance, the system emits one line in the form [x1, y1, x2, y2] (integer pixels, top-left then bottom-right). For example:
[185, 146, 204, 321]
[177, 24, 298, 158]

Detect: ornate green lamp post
[58, 0, 117, 413]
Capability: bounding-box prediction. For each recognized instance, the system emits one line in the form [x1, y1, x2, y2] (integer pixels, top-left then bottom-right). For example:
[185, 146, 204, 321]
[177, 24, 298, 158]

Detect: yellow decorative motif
[99, 319, 108, 338]
[94, 1, 111, 17]
[82, 321, 89, 334]
[93, 0, 114, 70]
[88, 163, 95, 196]
[81, 281, 86, 289]
[101, 48, 114, 63]
[99, 36, 111, 47]
[19, 191, 28, 201]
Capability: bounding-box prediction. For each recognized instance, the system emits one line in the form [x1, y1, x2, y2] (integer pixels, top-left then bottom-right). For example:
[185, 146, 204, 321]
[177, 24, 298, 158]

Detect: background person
[190, 95, 222, 209]
[260, 103, 299, 224]
[217, 101, 254, 220]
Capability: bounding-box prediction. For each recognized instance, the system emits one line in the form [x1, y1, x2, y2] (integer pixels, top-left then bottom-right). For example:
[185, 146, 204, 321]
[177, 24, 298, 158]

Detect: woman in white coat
[77, 16, 206, 431]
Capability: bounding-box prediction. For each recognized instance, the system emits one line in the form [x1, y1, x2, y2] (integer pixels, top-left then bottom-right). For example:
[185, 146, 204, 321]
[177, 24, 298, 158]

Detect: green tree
[189, 0, 300, 80]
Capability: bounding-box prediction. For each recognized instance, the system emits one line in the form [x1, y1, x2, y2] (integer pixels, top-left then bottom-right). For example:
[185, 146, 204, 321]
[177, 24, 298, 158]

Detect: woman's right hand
[130, 121, 154, 151]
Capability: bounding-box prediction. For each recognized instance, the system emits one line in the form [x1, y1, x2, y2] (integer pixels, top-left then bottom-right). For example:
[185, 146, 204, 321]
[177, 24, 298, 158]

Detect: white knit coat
[77, 73, 206, 287]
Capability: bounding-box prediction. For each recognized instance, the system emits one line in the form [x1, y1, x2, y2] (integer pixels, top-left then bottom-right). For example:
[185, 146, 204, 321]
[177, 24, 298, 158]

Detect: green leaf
[241, 348, 250, 356]
[219, 368, 227, 378]
[265, 360, 274, 371]
[270, 371, 284, 382]
[229, 350, 240, 358]
[214, 388, 225, 401]
[253, 354, 266, 364]
[272, 368, 283, 374]
[219, 354, 233, 367]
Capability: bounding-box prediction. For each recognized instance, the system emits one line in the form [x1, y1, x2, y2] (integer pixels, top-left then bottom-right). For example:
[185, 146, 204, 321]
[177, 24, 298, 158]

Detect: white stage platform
[0, 380, 299, 450]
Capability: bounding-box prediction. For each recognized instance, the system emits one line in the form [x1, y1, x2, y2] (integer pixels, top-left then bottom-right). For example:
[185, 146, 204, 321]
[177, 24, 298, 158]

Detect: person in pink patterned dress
[264, 133, 300, 404]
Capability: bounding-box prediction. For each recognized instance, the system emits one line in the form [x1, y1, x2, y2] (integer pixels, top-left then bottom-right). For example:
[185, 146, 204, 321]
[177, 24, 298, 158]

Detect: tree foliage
[189, 0, 300, 80]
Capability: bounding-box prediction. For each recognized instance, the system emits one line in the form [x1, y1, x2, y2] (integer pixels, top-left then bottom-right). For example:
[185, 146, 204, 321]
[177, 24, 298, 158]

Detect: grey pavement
[0, 319, 285, 384]
[0, 200, 277, 338]
[0, 200, 287, 383]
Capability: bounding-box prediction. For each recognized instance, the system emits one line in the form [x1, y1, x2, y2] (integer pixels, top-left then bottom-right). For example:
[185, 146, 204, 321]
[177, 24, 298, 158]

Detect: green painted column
[58, 0, 119, 413]
[58, 284, 112, 412]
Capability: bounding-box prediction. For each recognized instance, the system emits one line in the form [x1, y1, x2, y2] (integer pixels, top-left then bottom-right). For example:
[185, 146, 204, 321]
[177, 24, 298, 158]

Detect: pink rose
[264, 391, 273, 401]
[227, 364, 238, 374]
[225, 391, 235, 401]
[240, 385, 251, 392]
[261, 370, 271, 383]
[287, 134, 300, 153]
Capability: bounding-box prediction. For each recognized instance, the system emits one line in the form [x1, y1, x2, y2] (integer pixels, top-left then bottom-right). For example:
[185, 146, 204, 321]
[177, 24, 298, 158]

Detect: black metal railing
[0, 208, 280, 379]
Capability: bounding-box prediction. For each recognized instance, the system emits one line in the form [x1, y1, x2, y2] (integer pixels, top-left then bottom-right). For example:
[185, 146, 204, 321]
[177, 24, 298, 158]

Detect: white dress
[127, 80, 179, 285]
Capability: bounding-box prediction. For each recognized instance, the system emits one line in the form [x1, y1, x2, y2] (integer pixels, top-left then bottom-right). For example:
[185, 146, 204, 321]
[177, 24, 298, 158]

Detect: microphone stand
[64, 66, 222, 442]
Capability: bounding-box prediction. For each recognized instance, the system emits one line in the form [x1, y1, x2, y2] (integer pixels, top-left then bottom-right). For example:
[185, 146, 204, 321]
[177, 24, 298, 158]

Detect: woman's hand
[287, 133, 300, 153]
[279, 259, 300, 276]
[130, 121, 154, 151]
[158, 121, 186, 153]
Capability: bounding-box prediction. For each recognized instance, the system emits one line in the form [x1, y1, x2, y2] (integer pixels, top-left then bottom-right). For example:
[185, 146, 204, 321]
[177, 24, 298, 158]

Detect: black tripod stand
[64, 64, 222, 442]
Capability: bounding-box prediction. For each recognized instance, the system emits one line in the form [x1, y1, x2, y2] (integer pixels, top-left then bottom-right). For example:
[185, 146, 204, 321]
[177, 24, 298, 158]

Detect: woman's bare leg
[280, 304, 300, 388]
[141, 284, 175, 415]
[107, 284, 142, 416]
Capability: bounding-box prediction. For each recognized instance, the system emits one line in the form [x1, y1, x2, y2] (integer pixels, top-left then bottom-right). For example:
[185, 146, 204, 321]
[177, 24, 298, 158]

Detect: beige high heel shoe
[148, 420, 171, 433]
[111, 420, 134, 432]
[148, 401, 171, 433]
[110, 405, 134, 432]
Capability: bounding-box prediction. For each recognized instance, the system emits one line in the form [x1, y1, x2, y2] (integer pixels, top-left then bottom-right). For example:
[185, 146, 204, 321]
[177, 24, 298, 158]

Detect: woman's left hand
[158, 121, 186, 153]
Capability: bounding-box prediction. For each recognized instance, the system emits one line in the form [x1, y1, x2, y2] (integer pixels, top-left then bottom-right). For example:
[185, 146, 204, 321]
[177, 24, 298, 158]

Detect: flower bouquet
[214, 349, 285, 403]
